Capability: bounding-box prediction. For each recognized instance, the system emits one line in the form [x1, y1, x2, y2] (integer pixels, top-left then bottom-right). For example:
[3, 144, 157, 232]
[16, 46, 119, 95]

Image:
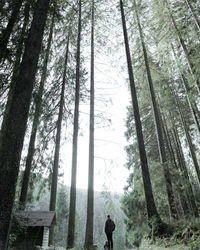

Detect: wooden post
[42, 227, 49, 248]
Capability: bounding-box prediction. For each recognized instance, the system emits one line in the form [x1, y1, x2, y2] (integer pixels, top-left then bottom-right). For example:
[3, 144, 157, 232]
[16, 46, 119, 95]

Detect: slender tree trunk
[164, 0, 200, 93]
[0, 0, 50, 248]
[19, 10, 55, 205]
[120, 0, 160, 222]
[0, 1, 30, 145]
[0, 0, 24, 60]
[133, 0, 177, 218]
[49, 33, 70, 246]
[67, 1, 82, 248]
[184, 0, 200, 33]
[84, 0, 94, 249]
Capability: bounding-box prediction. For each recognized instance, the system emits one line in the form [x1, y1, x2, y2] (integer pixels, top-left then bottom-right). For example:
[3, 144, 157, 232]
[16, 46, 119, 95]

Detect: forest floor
[138, 239, 192, 249]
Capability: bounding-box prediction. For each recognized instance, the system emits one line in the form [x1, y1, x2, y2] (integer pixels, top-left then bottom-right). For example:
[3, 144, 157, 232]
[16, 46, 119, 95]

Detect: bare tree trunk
[49, 33, 70, 246]
[0, 0, 50, 248]
[84, 0, 94, 248]
[67, 1, 82, 248]
[120, 0, 160, 222]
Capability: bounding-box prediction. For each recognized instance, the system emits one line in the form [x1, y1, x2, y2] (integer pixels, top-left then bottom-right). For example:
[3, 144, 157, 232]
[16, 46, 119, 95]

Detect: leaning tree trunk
[19, 10, 55, 206]
[120, 0, 160, 222]
[49, 34, 70, 246]
[0, 0, 24, 61]
[133, 0, 177, 219]
[67, 1, 82, 248]
[0, 1, 30, 145]
[84, 0, 95, 249]
[0, 0, 50, 248]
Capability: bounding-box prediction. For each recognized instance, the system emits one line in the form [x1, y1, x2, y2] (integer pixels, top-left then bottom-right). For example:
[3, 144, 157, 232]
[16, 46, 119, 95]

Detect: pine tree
[120, 0, 160, 222]
[19, 8, 55, 205]
[84, 0, 95, 248]
[133, 0, 177, 219]
[49, 32, 70, 246]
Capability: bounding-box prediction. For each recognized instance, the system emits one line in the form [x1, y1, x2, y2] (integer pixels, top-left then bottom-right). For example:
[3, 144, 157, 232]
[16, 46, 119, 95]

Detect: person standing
[105, 215, 115, 249]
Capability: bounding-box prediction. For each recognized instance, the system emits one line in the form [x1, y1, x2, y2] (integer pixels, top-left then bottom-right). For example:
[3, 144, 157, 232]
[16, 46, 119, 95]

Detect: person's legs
[106, 232, 113, 249]
[110, 233, 113, 249]
[106, 232, 110, 249]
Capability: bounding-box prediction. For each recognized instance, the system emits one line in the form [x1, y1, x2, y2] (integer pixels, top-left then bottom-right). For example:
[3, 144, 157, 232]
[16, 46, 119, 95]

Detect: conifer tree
[120, 0, 160, 222]
[84, 0, 95, 248]
[19, 9, 55, 205]
[67, 0, 82, 248]
[133, 0, 177, 218]
[49, 32, 70, 246]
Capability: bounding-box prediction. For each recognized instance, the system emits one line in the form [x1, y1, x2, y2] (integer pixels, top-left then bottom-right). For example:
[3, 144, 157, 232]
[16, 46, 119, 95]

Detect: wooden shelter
[14, 211, 56, 250]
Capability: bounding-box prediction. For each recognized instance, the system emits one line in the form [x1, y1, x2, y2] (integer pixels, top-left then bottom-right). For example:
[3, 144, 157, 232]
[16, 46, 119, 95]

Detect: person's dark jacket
[105, 218, 115, 233]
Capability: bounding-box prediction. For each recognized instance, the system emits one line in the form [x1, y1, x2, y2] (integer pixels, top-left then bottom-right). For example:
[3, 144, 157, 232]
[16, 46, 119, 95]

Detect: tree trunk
[0, 0, 50, 248]
[84, 0, 94, 248]
[49, 33, 70, 246]
[0, 1, 30, 145]
[120, 0, 160, 222]
[19, 10, 55, 205]
[67, 0, 82, 248]
[133, 0, 177, 219]
[0, 0, 24, 61]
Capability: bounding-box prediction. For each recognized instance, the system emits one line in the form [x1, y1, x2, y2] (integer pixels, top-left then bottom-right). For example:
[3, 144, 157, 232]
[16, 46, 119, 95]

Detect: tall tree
[0, 0, 50, 248]
[49, 33, 70, 245]
[67, 0, 82, 248]
[84, 0, 95, 248]
[133, 0, 177, 218]
[120, 0, 160, 222]
[19, 9, 55, 205]
[0, 1, 31, 144]
[0, 0, 24, 61]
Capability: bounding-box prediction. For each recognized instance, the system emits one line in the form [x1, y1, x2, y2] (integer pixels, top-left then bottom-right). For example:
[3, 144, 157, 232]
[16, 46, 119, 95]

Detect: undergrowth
[142, 217, 200, 249]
